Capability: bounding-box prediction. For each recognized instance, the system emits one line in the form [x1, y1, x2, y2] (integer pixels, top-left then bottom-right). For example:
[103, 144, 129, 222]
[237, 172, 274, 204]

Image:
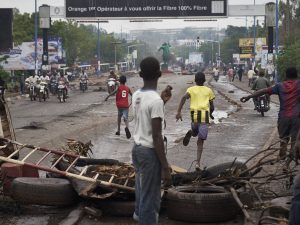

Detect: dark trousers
[238, 73, 242, 81]
[289, 173, 300, 225]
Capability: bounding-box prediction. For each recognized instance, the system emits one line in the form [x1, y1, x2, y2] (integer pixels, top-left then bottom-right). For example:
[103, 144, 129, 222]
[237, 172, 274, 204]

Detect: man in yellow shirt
[176, 72, 215, 170]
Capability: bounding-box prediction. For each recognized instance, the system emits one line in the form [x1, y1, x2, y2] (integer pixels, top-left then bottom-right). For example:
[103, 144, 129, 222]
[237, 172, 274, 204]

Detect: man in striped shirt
[176, 72, 215, 170]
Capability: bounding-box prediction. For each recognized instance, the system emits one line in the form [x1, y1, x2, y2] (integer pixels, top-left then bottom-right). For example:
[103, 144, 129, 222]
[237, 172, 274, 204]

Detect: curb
[5, 94, 28, 102]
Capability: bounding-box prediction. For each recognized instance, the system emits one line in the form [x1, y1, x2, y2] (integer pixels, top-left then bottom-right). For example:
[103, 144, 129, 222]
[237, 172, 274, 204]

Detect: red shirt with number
[116, 84, 131, 108]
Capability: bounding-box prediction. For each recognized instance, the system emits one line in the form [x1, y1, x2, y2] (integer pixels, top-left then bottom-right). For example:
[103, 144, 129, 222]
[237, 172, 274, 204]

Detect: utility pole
[252, 0, 256, 68]
[34, 0, 38, 75]
[97, 20, 101, 76]
[111, 41, 121, 71]
[76, 20, 108, 75]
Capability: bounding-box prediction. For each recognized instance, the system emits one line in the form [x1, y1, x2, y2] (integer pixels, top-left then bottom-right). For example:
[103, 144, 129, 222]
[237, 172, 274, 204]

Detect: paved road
[1, 73, 280, 225]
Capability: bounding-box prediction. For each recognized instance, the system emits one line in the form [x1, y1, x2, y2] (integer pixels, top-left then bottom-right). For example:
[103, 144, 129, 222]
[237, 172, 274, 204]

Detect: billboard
[228, 5, 265, 16]
[239, 37, 266, 60]
[65, 0, 228, 19]
[189, 52, 203, 64]
[239, 46, 254, 54]
[0, 37, 64, 70]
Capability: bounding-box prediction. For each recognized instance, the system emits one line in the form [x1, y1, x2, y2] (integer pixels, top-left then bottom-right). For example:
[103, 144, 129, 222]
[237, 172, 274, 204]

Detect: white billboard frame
[228, 5, 265, 17]
[64, 0, 229, 20]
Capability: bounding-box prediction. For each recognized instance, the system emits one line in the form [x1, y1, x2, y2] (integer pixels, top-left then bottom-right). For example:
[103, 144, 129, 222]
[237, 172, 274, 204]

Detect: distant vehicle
[80, 77, 88, 93]
[107, 78, 118, 94]
[38, 81, 48, 102]
[255, 95, 270, 117]
[57, 81, 67, 103]
[29, 83, 37, 101]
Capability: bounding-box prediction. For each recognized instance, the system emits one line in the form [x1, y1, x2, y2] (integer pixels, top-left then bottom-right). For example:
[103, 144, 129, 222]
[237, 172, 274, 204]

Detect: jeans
[132, 144, 161, 225]
[289, 173, 300, 225]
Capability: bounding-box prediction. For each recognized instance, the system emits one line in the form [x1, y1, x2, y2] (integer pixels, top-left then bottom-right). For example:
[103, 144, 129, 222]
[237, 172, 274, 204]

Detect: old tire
[166, 186, 239, 223]
[205, 161, 248, 179]
[11, 177, 78, 206]
[95, 200, 135, 217]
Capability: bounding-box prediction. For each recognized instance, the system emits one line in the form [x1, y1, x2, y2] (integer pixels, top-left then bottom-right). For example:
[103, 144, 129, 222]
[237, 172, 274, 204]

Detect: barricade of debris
[0, 137, 297, 224]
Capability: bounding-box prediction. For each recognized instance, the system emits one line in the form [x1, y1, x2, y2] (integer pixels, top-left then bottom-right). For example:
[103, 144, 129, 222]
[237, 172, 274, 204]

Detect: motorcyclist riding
[79, 70, 88, 91]
[49, 72, 58, 94]
[26, 73, 39, 90]
[212, 67, 219, 82]
[107, 70, 118, 94]
[40, 72, 50, 98]
[251, 70, 271, 110]
[57, 72, 69, 97]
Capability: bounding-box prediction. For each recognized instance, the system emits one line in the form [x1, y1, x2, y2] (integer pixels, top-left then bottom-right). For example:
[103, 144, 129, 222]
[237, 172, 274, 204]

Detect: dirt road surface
[1, 72, 279, 225]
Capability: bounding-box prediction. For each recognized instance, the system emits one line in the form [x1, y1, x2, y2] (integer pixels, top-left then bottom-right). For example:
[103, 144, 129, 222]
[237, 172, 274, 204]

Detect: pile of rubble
[0, 137, 297, 224]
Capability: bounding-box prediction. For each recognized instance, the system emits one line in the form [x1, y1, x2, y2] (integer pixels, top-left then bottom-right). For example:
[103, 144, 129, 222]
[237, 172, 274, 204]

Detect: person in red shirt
[105, 75, 132, 139]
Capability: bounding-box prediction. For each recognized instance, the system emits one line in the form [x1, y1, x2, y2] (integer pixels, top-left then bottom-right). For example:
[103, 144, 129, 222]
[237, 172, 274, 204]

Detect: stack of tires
[166, 161, 247, 223]
[11, 178, 78, 206]
[166, 185, 239, 223]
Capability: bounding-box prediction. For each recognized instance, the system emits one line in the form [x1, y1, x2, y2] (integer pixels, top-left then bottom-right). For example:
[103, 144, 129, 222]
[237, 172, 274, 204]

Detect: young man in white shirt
[247, 67, 256, 87]
[132, 56, 172, 225]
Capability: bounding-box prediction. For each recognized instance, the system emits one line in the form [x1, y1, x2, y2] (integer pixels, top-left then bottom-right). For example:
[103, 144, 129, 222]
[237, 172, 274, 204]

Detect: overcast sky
[1, 0, 274, 33]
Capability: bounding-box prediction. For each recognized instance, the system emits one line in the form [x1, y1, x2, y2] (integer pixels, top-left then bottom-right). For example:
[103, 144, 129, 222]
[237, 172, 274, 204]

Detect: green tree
[277, 40, 300, 79]
[13, 12, 38, 44]
[12, 11, 126, 67]
[0, 56, 10, 81]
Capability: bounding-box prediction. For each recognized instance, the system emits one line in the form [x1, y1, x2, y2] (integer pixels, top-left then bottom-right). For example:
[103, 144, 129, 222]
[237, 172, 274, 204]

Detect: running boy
[176, 72, 215, 170]
[105, 75, 132, 139]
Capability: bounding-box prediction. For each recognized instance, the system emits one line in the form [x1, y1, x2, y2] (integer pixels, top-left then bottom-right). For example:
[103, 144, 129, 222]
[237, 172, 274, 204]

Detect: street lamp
[76, 20, 108, 76]
[127, 44, 144, 70]
[97, 20, 100, 76]
[253, 0, 257, 68]
[39, 4, 50, 71]
[34, 0, 38, 74]
[205, 40, 221, 67]
[111, 41, 122, 71]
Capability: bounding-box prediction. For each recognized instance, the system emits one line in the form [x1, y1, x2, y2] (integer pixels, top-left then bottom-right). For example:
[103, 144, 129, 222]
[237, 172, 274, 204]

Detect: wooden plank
[171, 164, 187, 173]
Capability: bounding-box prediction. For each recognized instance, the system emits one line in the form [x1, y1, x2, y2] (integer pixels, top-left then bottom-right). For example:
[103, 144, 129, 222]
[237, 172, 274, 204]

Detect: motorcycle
[29, 83, 37, 101]
[57, 81, 67, 103]
[255, 95, 270, 117]
[38, 81, 48, 102]
[50, 79, 57, 95]
[80, 78, 88, 92]
[107, 78, 118, 94]
[213, 74, 219, 82]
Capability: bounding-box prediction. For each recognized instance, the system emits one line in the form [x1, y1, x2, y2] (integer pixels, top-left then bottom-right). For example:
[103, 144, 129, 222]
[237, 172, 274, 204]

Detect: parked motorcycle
[80, 78, 88, 93]
[57, 81, 67, 103]
[255, 95, 270, 117]
[29, 83, 37, 101]
[107, 78, 118, 94]
[38, 81, 48, 102]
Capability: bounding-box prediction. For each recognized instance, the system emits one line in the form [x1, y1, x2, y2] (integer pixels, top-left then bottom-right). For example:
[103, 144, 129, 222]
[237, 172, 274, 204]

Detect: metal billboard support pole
[97, 20, 101, 76]
[34, 0, 38, 75]
[275, 0, 279, 82]
[252, 0, 256, 68]
[39, 5, 50, 71]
